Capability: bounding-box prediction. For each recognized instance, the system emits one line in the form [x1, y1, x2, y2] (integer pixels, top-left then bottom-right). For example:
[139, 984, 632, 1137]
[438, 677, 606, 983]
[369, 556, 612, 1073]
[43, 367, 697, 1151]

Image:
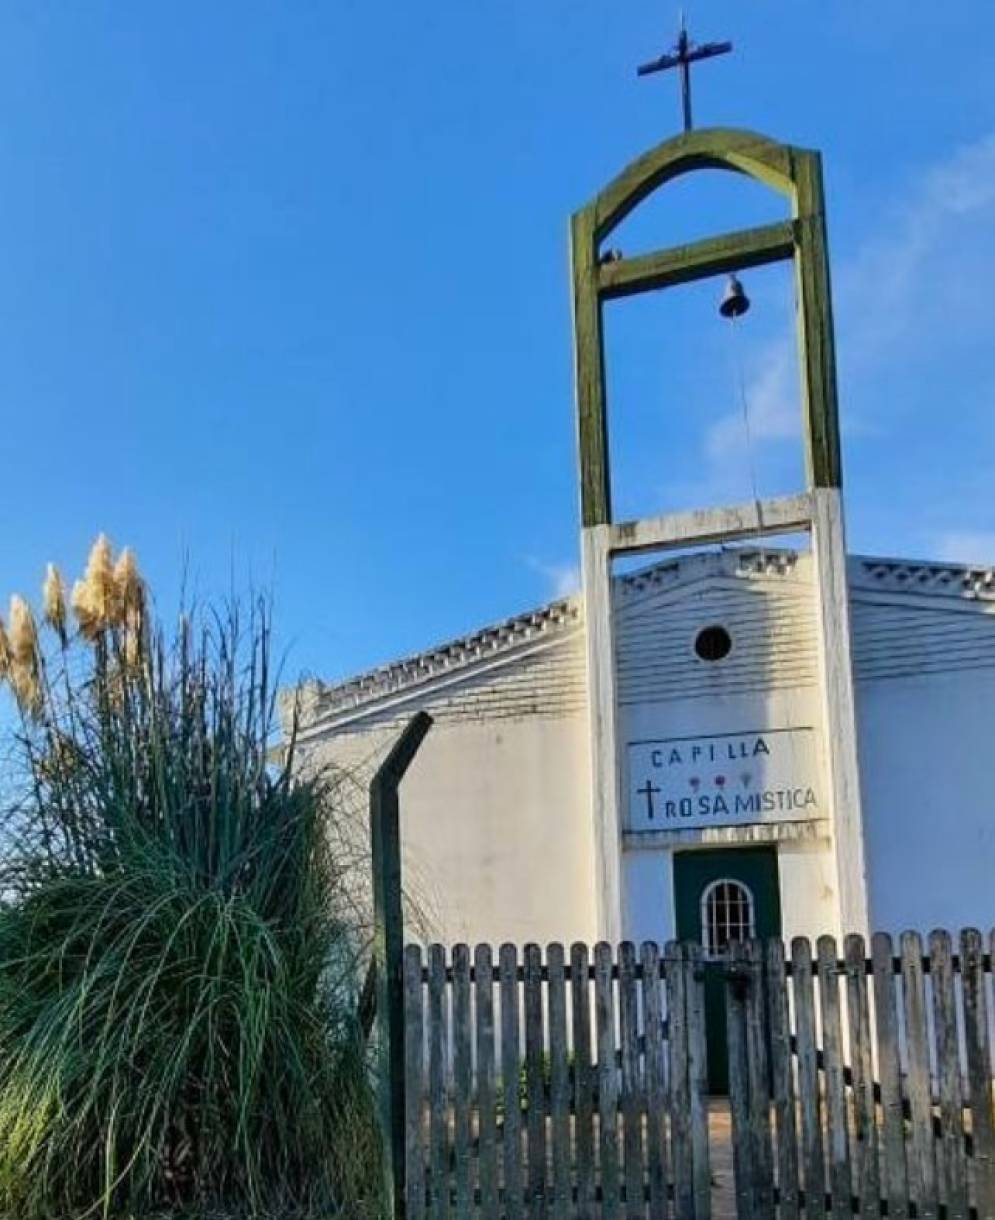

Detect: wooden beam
[572, 208, 612, 527]
[809, 489, 868, 937]
[581, 526, 624, 941]
[370, 710, 433, 1220]
[591, 127, 797, 241]
[598, 220, 796, 301]
[794, 150, 843, 489]
[607, 493, 813, 556]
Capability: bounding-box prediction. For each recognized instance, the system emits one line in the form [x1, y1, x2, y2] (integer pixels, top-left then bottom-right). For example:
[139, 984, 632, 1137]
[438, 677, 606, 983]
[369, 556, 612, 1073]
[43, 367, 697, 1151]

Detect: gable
[614, 553, 819, 705]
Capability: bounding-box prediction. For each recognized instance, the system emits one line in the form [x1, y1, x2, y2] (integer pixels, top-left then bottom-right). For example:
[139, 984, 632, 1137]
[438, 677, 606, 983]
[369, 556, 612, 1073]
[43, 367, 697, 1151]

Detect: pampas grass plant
[0, 539, 382, 1219]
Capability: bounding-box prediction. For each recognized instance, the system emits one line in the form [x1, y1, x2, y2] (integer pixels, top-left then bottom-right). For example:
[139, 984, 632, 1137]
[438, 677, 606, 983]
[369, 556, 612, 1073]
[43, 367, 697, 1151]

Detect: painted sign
[627, 728, 822, 832]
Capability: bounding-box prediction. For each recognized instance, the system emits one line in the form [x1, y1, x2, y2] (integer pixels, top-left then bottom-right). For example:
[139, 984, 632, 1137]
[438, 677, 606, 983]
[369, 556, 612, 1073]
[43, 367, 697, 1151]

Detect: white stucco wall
[623, 848, 674, 944]
[394, 713, 596, 944]
[858, 667, 995, 934]
[776, 838, 839, 940]
[301, 627, 598, 947]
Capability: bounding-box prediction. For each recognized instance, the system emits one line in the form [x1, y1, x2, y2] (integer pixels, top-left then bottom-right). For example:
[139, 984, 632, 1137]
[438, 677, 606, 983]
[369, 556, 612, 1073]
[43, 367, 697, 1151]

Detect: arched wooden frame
[571, 127, 841, 528]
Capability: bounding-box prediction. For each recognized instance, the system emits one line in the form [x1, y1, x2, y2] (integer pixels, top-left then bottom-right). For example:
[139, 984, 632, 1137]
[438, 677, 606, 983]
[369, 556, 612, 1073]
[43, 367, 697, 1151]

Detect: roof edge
[298, 594, 583, 726]
[293, 547, 995, 726]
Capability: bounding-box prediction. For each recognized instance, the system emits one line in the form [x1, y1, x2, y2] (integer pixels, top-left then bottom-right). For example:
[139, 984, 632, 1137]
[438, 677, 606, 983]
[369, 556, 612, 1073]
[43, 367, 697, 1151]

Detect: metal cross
[637, 13, 732, 133]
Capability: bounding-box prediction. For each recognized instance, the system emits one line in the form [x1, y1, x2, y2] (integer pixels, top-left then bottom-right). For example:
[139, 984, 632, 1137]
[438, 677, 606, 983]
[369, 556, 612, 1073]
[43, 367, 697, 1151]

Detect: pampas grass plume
[42, 564, 67, 645]
[113, 547, 143, 616]
[8, 596, 37, 667]
[114, 549, 145, 669]
[0, 618, 9, 683]
[82, 534, 117, 628]
[71, 579, 101, 641]
[8, 596, 42, 719]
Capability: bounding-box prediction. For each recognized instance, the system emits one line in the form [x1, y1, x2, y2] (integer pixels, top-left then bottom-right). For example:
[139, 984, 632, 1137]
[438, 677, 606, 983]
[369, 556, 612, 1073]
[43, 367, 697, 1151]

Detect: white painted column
[581, 525, 624, 942]
[810, 487, 869, 937]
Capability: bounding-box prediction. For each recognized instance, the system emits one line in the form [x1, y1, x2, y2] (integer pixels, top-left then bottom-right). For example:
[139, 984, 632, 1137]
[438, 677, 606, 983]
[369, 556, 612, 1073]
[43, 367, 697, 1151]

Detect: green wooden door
[674, 847, 781, 1093]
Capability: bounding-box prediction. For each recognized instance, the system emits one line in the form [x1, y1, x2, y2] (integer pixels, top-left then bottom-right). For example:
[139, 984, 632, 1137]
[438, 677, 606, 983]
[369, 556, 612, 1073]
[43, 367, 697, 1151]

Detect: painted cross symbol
[637, 780, 662, 820]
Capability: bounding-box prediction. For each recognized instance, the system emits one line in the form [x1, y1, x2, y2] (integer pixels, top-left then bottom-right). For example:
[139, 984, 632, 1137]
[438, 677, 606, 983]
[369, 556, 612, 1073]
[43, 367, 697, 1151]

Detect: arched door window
[700, 878, 755, 959]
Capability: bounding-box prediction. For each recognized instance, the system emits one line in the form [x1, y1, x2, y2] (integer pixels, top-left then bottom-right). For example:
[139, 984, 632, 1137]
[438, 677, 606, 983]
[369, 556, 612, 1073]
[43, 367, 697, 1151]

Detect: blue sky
[1, 3, 994, 687]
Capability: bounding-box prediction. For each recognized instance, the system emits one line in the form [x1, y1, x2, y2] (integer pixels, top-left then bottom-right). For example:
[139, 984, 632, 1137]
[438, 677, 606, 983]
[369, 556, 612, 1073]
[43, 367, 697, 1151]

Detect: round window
[694, 624, 732, 662]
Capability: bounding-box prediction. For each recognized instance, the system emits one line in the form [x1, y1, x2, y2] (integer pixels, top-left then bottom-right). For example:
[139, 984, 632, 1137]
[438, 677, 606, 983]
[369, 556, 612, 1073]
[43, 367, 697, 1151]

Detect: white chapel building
[292, 127, 995, 953]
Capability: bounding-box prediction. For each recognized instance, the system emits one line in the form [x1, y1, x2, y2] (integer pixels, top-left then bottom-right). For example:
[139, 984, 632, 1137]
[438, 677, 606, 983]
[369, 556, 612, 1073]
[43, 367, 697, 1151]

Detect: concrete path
[708, 1100, 738, 1220]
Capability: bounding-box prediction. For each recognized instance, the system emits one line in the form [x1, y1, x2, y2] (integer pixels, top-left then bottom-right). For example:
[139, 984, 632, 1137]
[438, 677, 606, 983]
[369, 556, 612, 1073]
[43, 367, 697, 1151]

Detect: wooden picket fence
[724, 929, 995, 1220]
[398, 930, 995, 1220]
[402, 940, 711, 1220]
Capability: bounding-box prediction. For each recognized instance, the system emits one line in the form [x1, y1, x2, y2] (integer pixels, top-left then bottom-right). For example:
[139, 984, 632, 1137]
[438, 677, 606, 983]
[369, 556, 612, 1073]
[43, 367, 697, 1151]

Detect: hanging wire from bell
[719, 273, 750, 319]
[719, 267, 805, 779]
[722, 270, 764, 564]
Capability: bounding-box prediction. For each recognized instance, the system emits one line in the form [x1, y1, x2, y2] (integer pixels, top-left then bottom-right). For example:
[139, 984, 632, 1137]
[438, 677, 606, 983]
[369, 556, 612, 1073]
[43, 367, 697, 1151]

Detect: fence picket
[428, 944, 449, 1220]
[843, 934, 879, 1220]
[726, 941, 755, 1220]
[928, 931, 967, 1220]
[452, 944, 473, 1218]
[962, 929, 995, 1219]
[765, 938, 799, 1220]
[547, 943, 571, 1220]
[745, 940, 774, 1220]
[596, 941, 621, 1220]
[571, 942, 596, 1220]
[475, 944, 499, 1220]
[404, 945, 426, 1220]
[618, 941, 644, 1220]
[641, 941, 669, 1220]
[871, 931, 908, 1220]
[500, 943, 524, 1220]
[666, 940, 693, 1220]
[899, 932, 937, 1220]
[685, 943, 711, 1220]
[791, 937, 825, 1220]
[817, 936, 851, 1220]
[525, 943, 548, 1220]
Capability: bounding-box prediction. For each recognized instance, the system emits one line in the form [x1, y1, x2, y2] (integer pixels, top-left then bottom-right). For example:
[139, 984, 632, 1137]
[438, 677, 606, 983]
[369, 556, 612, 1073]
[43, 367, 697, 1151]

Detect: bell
[719, 274, 750, 319]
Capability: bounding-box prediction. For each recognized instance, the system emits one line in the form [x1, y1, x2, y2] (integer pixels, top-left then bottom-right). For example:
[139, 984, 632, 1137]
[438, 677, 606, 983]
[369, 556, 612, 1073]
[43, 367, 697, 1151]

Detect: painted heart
[741, 772, 752, 787]
[715, 775, 726, 787]
[689, 776, 700, 791]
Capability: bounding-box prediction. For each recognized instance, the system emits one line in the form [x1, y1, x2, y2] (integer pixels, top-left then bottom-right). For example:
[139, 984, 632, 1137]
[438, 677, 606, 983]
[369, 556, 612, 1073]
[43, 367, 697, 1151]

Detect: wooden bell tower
[570, 128, 868, 941]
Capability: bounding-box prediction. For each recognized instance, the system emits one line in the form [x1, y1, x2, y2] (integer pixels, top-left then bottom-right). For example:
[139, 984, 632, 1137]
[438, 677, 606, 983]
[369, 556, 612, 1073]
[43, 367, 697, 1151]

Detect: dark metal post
[681, 60, 692, 132]
[370, 710, 433, 1220]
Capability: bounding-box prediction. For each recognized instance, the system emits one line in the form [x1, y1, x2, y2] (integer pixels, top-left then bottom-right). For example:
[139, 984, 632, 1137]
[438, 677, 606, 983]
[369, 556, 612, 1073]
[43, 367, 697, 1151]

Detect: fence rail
[416, 954, 995, 984]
